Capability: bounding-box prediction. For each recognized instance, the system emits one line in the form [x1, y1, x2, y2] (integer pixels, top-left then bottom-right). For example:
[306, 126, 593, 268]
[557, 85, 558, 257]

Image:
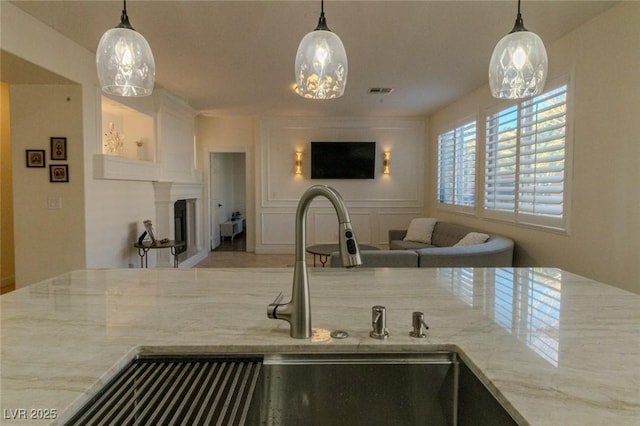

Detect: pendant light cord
[315, 0, 330, 31]
[118, 0, 134, 30]
[510, 0, 527, 33]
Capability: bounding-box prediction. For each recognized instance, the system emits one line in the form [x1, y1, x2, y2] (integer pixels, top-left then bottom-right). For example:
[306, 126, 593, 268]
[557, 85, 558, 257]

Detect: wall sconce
[295, 151, 303, 175]
[383, 151, 391, 174]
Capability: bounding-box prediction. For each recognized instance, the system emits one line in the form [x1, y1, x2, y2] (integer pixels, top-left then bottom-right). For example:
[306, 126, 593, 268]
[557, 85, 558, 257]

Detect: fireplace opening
[174, 200, 188, 255]
[174, 199, 197, 257]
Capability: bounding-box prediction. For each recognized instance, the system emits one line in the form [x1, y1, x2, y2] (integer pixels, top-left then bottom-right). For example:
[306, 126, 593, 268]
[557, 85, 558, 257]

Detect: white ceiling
[7, 0, 616, 117]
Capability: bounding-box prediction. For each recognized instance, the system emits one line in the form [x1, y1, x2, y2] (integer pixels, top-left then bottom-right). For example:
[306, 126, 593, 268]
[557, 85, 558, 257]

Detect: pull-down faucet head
[267, 185, 362, 338]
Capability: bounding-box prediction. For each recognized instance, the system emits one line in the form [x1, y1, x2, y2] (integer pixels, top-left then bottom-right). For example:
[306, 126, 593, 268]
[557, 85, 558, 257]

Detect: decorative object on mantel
[104, 122, 124, 155]
[26, 150, 46, 168]
[488, 0, 548, 99]
[143, 220, 156, 243]
[135, 140, 144, 160]
[96, 0, 155, 97]
[49, 164, 69, 183]
[50, 137, 67, 160]
[294, 0, 348, 99]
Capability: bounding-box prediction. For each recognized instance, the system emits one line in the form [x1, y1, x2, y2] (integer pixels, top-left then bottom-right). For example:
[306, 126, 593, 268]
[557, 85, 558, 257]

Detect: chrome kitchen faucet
[267, 185, 362, 338]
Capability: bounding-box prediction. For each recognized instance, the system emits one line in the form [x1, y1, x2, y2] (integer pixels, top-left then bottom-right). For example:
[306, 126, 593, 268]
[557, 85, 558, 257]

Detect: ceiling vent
[368, 87, 394, 94]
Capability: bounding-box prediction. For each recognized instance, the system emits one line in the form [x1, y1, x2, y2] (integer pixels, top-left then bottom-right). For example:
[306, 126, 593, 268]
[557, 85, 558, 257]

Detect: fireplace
[174, 199, 197, 256]
[153, 182, 205, 268]
[174, 200, 187, 255]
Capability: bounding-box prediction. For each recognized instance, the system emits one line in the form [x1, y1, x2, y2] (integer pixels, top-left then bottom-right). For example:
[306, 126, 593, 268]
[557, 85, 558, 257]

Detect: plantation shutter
[484, 83, 568, 229]
[437, 129, 456, 204]
[485, 105, 518, 215]
[518, 86, 567, 222]
[437, 121, 476, 207]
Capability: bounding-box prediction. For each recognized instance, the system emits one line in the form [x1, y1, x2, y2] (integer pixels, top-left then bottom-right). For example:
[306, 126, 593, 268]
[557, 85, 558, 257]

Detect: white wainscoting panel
[314, 211, 373, 245]
[260, 212, 296, 245]
[255, 117, 427, 254]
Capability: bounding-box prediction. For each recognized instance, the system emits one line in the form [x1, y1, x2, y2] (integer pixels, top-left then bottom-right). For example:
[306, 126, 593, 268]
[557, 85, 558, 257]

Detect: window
[437, 120, 476, 209]
[484, 83, 569, 229]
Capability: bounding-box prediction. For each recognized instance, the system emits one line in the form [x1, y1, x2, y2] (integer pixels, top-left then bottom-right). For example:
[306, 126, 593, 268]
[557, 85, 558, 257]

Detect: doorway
[210, 152, 247, 252]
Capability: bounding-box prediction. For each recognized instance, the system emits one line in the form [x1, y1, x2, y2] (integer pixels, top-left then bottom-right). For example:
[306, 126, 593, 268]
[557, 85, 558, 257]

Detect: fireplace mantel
[152, 181, 206, 268]
[153, 181, 202, 204]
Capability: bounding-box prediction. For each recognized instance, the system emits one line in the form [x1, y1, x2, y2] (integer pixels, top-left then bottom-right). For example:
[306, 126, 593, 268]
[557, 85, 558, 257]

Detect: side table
[306, 243, 380, 267]
[134, 240, 185, 268]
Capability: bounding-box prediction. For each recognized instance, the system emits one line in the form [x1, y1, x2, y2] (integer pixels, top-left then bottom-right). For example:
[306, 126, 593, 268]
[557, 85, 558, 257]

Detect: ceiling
[7, 0, 616, 117]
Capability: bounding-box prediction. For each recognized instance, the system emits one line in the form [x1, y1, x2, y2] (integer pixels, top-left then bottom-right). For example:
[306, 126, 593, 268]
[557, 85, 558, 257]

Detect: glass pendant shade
[489, 1, 547, 99]
[295, 3, 348, 99]
[96, 4, 155, 97]
[489, 30, 547, 99]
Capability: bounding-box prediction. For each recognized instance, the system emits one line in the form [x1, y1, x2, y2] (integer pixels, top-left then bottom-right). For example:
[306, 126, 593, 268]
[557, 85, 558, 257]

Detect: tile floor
[196, 233, 318, 268]
[195, 233, 313, 268]
[195, 233, 296, 268]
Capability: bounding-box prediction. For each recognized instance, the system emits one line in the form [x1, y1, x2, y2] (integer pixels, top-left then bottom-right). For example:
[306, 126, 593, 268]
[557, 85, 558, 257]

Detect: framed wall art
[49, 164, 69, 183]
[50, 137, 67, 160]
[26, 150, 46, 168]
[143, 220, 157, 243]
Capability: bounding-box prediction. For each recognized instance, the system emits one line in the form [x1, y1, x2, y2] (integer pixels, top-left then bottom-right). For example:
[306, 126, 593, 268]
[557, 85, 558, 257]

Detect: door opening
[210, 152, 247, 252]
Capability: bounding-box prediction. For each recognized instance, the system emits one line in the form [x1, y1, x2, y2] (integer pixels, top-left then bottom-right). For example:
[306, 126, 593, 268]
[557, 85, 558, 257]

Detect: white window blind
[437, 120, 476, 208]
[484, 84, 569, 229]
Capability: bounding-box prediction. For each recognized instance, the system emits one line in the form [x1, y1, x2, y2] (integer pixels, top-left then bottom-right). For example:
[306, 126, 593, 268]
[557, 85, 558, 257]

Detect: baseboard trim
[179, 250, 208, 268]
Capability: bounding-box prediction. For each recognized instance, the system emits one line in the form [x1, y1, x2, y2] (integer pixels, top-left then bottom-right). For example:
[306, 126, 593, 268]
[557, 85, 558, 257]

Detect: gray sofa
[330, 221, 514, 268]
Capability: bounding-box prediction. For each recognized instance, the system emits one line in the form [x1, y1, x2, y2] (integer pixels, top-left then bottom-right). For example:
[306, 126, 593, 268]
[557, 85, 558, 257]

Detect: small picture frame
[143, 220, 157, 244]
[50, 137, 67, 160]
[50, 164, 69, 183]
[26, 150, 46, 168]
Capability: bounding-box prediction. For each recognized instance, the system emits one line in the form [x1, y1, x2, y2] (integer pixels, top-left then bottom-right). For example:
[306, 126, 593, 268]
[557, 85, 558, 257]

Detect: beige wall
[1, 82, 15, 291]
[3, 1, 637, 293]
[427, 2, 640, 293]
[196, 116, 256, 252]
[255, 117, 427, 253]
[10, 84, 86, 287]
[197, 116, 428, 253]
[3, 4, 205, 274]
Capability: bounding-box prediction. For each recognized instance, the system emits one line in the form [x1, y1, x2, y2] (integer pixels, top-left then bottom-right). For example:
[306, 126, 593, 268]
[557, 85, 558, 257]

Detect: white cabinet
[221, 219, 245, 240]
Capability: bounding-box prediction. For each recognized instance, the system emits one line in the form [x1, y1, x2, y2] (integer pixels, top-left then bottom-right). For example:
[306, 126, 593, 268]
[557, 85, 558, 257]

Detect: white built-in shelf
[93, 154, 160, 181]
[101, 97, 155, 161]
[96, 96, 158, 181]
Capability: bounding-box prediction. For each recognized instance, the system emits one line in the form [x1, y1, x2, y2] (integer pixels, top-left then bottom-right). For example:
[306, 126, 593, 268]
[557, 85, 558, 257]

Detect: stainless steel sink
[248, 352, 517, 426]
[66, 352, 518, 425]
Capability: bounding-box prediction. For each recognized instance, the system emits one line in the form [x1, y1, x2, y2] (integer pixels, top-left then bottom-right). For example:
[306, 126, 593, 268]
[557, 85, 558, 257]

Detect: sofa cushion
[330, 250, 419, 267]
[430, 222, 476, 247]
[454, 232, 490, 247]
[390, 240, 435, 250]
[403, 218, 437, 244]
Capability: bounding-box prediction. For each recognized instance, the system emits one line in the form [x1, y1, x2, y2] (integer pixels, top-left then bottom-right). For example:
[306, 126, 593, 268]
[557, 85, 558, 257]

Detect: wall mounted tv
[311, 141, 376, 179]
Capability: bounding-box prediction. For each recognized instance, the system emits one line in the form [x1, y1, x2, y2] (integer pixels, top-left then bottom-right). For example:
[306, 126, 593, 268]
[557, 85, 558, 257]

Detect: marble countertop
[1, 267, 638, 425]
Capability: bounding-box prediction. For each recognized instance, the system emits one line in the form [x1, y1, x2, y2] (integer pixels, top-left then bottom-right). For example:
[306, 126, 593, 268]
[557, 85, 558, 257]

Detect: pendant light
[295, 0, 348, 99]
[96, 0, 155, 97]
[488, 0, 547, 99]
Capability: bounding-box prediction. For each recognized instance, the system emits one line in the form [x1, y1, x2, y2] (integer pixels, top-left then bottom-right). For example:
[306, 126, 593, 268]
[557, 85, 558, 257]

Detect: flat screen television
[311, 142, 376, 179]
